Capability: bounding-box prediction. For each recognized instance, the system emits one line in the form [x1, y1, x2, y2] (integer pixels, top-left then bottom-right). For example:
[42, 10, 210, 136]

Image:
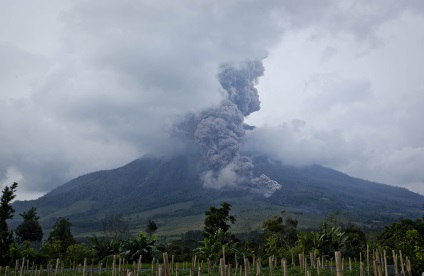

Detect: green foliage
[415, 245, 424, 272]
[197, 228, 239, 262]
[2, 190, 424, 273]
[343, 224, 367, 257]
[39, 240, 63, 260]
[198, 202, 238, 262]
[297, 222, 346, 257]
[203, 202, 235, 238]
[377, 218, 424, 273]
[0, 182, 18, 222]
[262, 211, 298, 258]
[90, 236, 121, 261]
[48, 217, 76, 252]
[296, 231, 321, 253]
[10, 240, 38, 261]
[163, 238, 199, 262]
[377, 218, 424, 249]
[19, 206, 40, 220]
[182, 230, 203, 241]
[145, 219, 158, 237]
[0, 182, 18, 265]
[66, 243, 95, 265]
[119, 231, 157, 262]
[16, 207, 43, 243]
[318, 222, 347, 256]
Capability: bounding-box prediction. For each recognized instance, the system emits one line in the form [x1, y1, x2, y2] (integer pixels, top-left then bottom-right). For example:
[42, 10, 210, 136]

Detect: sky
[1, 0, 424, 200]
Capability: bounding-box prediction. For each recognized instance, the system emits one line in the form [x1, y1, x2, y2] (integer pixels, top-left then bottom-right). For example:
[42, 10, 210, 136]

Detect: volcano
[10, 60, 424, 238]
[12, 154, 424, 237]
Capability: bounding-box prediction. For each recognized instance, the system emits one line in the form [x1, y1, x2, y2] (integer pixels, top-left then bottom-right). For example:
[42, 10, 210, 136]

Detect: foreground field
[1, 250, 410, 276]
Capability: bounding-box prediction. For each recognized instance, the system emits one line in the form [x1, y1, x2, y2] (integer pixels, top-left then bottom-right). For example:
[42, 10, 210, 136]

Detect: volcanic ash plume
[191, 60, 281, 197]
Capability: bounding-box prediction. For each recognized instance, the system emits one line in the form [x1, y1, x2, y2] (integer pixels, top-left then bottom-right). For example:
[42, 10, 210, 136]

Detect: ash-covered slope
[12, 154, 424, 236]
[252, 155, 424, 221]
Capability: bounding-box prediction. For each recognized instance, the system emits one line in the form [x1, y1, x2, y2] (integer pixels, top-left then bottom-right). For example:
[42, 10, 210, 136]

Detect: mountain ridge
[11, 154, 424, 237]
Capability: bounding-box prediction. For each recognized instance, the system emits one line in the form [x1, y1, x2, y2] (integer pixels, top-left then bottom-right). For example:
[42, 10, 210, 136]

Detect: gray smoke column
[191, 60, 281, 197]
[218, 61, 263, 116]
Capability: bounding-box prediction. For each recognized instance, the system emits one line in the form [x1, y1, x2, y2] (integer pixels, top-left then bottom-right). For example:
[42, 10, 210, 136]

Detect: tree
[199, 202, 238, 261]
[262, 211, 299, 257]
[66, 243, 95, 265]
[10, 240, 38, 261]
[15, 207, 43, 243]
[0, 182, 18, 265]
[343, 224, 367, 257]
[145, 219, 158, 237]
[39, 240, 63, 260]
[377, 218, 424, 273]
[48, 217, 75, 252]
[203, 202, 235, 238]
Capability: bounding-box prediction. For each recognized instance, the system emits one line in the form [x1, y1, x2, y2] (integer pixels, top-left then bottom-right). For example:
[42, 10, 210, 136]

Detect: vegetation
[145, 219, 158, 237]
[377, 218, 424, 273]
[262, 211, 298, 257]
[197, 202, 239, 261]
[0, 182, 18, 265]
[2, 183, 424, 274]
[48, 217, 76, 253]
[15, 207, 43, 243]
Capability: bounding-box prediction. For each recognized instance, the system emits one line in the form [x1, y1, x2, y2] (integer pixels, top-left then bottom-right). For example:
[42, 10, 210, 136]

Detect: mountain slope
[12, 154, 424, 236]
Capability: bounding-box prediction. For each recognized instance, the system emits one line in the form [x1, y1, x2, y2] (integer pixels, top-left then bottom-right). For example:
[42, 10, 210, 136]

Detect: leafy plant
[90, 236, 121, 261]
[119, 232, 157, 262]
[262, 212, 298, 258]
[10, 240, 38, 261]
[66, 243, 95, 265]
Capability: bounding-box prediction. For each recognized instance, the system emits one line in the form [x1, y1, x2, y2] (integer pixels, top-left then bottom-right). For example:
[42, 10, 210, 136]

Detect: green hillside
[11, 154, 424, 237]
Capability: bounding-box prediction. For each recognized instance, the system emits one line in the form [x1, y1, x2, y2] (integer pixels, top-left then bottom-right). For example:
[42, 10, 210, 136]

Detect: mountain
[12, 154, 424, 237]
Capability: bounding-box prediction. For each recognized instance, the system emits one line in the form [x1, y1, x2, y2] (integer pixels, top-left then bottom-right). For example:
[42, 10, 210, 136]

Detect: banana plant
[119, 232, 157, 262]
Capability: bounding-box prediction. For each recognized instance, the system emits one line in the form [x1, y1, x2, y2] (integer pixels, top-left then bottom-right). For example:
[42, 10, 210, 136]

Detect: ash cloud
[218, 61, 263, 116]
[182, 60, 282, 197]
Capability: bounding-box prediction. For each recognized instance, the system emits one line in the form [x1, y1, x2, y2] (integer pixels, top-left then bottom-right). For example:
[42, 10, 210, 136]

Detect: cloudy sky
[1, 0, 424, 200]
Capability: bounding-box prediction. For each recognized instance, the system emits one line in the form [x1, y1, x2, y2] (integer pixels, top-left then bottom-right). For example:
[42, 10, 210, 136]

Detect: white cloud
[247, 7, 424, 195]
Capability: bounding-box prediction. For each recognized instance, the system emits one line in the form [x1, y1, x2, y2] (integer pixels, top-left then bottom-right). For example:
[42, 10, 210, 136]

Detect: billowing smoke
[218, 61, 262, 116]
[180, 60, 282, 197]
[251, 174, 282, 198]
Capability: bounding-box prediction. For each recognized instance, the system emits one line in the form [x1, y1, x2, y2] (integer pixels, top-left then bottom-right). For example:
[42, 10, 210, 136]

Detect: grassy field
[72, 198, 326, 239]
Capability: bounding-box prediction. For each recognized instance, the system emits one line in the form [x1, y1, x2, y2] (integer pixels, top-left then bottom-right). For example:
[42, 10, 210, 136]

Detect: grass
[74, 199, 326, 238]
[43, 200, 98, 220]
